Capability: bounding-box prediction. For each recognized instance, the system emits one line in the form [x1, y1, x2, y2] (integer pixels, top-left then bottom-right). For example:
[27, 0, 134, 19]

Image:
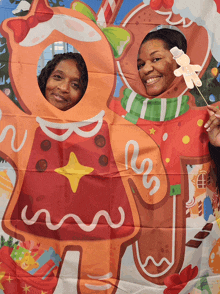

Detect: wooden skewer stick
[195, 84, 208, 106]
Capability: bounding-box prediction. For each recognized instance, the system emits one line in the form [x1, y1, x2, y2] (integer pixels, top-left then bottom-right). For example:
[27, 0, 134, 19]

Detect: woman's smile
[51, 93, 67, 102]
[145, 76, 162, 85]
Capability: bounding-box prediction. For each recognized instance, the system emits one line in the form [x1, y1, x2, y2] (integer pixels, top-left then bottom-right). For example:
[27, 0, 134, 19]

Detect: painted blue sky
[0, 0, 143, 24]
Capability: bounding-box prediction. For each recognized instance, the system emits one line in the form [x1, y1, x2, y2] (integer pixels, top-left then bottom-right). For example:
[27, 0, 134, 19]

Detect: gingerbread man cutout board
[0, 0, 220, 293]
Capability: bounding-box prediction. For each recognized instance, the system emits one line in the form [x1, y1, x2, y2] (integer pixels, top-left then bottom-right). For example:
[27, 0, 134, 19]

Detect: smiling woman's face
[45, 59, 83, 111]
[138, 39, 178, 97]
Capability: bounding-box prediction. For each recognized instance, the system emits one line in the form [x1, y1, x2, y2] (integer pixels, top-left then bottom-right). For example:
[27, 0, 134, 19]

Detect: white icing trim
[36, 111, 105, 141]
[21, 205, 125, 232]
[125, 140, 160, 195]
[135, 195, 176, 277]
[87, 273, 113, 280]
[85, 284, 112, 290]
[116, 61, 132, 90]
[0, 110, 27, 152]
[155, 10, 193, 28]
[122, 3, 147, 27]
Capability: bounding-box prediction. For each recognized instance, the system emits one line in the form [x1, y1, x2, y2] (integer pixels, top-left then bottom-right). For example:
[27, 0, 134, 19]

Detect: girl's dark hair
[38, 52, 88, 98]
[141, 28, 187, 53]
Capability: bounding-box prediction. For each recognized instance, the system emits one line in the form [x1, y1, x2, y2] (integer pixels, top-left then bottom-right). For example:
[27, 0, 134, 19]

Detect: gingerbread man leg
[184, 76, 194, 89]
[77, 241, 121, 294]
[192, 73, 202, 87]
[130, 179, 186, 285]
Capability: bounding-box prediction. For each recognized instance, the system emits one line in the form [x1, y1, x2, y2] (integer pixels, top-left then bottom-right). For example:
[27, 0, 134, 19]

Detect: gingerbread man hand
[170, 46, 202, 89]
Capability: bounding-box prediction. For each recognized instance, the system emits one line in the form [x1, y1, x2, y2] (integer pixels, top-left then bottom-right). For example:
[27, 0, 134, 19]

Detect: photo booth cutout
[1, 0, 116, 121]
[37, 41, 88, 111]
[114, 4, 211, 104]
[0, 1, 171, 293]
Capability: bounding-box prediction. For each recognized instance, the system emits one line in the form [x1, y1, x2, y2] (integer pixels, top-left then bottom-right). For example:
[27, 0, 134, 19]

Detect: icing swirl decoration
[21, 206, 125, 232]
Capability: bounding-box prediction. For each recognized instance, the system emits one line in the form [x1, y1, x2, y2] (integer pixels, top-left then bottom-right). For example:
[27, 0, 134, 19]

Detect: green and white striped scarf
[121, 88, 189, 124]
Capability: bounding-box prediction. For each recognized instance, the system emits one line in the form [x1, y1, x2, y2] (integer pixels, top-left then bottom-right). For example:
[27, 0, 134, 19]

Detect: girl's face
[138, 39, 178, 97]
[45, 59, 83, 111]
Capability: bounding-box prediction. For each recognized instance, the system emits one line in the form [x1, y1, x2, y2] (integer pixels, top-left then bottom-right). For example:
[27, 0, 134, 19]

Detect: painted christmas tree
[0, 35, 21, 109]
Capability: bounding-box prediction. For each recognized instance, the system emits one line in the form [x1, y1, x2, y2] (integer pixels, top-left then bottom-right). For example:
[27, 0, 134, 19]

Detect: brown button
[95, 135, 106, 148]
[99, 155, 108, 166]
[36, 159, 47, 172]
[41, 140, 51, 151]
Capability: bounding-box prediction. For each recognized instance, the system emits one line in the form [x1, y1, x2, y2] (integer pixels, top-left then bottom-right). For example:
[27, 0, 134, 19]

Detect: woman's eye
[153, 58, 161, 63]
[53, 74, 62, 79]
[138, 63, 144, 70]
[71, 82, 80, 90]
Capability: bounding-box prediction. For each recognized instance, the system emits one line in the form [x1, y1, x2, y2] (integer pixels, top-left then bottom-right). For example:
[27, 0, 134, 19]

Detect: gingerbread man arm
[174, 67, 184, 77]
[190, 64, 202, 72]
[110, 115, 168, 206]
[0, 91, 38, 169]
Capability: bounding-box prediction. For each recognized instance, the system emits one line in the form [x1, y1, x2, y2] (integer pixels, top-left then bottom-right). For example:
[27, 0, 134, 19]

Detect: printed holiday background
[1, 0, 220, 293]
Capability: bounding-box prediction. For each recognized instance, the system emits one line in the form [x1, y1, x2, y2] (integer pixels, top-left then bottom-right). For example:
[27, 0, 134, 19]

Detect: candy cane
[186, 222, 213, 248]
[96, 0, 124, 27]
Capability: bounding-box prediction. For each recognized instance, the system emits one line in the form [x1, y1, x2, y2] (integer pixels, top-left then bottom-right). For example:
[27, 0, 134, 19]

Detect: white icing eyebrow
[20, 14, 101, 47]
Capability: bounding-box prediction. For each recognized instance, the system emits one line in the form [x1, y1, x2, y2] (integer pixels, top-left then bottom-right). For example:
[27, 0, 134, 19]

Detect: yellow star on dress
[54, 152, 94, 193]
[22, 284, 31, 293]
[149, 128, 156, 135]
[6, 274, 13, 283]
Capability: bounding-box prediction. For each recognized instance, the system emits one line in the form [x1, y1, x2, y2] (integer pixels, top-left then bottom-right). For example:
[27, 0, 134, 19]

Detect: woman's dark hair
[141, 28, 187, 53]
[38, 52, 88, 98]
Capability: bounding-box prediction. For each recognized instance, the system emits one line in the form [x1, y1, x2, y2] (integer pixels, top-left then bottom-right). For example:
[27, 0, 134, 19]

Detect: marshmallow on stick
[170, 46, 207, 105]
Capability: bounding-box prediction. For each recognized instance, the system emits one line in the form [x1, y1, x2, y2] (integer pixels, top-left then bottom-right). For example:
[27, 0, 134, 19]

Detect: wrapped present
[10, 240, 44, 272]
[0, 246, 58, 294]
[10, 245, 30, 262]
[30, 247, 61, 279]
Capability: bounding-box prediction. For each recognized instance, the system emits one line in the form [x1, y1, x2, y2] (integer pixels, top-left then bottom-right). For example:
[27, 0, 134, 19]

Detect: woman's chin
[145, 89, 163, 98]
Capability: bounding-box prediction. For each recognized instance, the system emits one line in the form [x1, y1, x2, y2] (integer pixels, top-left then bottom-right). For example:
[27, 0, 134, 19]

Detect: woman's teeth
[146, 77, 161, 85]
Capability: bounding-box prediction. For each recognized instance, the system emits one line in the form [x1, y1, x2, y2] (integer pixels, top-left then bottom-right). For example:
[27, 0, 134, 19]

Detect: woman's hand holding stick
[205, 105, 220, 147]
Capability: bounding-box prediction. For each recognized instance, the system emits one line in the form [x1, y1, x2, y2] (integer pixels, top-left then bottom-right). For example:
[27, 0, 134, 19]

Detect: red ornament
[214, 0, 220, 13]
[150, 0, 174, 10]
[163, 0, 174, 9]
[150, 0, 163, 10]
[163, 265, 198, 294]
